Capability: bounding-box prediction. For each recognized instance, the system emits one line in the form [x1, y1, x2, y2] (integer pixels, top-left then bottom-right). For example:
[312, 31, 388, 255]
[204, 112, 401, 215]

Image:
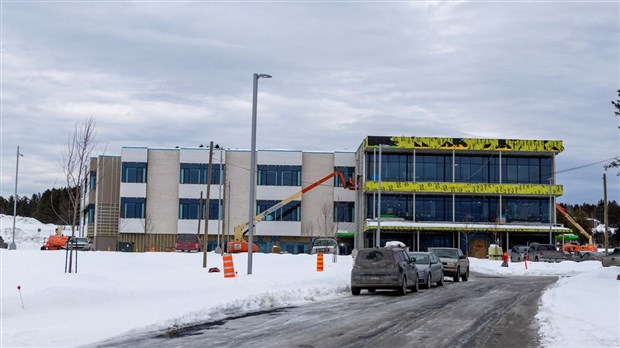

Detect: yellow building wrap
[365, 181, 563, 196]
[363, 224, 571, 233]
[365, 136, 563, 153]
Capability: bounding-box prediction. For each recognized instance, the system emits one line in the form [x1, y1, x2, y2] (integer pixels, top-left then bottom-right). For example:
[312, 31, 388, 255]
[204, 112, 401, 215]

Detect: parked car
[510, 245, 529, 262]
[310, 238, 338, 255]
[428, 247, 469, 282]
[351, 247, 419, 296]
[175, 234, 202, 252]
[601, 248, 620, 267]
[528, 243, 564, 262]
[408, 251, 444, 288]
[67, 237, 93, 251]
[575, 251, 604, 262]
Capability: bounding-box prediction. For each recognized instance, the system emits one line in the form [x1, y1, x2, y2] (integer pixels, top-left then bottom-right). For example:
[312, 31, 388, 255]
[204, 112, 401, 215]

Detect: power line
[554, 156, 619, 175]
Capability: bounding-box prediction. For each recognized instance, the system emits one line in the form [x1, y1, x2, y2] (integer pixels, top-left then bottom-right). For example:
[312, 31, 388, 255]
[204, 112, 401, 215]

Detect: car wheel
[437, 272, 444, 286]
[423, 274, 432, 289]
[368, 288, 376, 293]
[462, 268, 469, 282]
[412, 276, 419, 292]
[397, 276, 407, 296]
[453, 267, 460, 282]
[351, 287, 361, 296]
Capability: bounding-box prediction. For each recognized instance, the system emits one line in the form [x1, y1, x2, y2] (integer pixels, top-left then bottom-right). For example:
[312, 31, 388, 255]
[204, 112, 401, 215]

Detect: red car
[175, 234, 202, 252]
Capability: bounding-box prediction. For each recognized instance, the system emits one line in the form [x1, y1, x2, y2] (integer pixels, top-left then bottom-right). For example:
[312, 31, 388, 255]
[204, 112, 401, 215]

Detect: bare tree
[460, 214, 475, 257]
[62, 117, 97, 273]
[316, 203, 335, 237]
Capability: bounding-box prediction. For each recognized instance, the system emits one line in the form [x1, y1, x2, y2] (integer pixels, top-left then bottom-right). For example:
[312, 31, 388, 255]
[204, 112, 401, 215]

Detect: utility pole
[197, 191, 203, 237]
[603, 173, 608, 256]
[203, 141, 214, 268]
[220, 173, 227, 256]
[377, 145, 382, 248]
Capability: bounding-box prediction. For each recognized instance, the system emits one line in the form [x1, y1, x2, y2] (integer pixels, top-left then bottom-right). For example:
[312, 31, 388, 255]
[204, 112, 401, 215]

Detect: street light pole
[548, 177, 553, 245]
[10, 146, 24, 250]
[248, 73, 271, 275]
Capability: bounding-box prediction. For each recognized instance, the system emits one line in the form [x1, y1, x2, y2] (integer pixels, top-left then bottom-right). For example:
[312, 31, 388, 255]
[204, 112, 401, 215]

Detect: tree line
[0, 187, 76, 226]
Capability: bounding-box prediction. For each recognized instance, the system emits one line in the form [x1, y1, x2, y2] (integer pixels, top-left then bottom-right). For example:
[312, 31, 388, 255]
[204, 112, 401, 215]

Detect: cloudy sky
[1, 1, 618, 205]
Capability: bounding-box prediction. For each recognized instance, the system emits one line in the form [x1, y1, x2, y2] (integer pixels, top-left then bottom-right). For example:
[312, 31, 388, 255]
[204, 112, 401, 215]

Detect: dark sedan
[408, 251, 444, 288]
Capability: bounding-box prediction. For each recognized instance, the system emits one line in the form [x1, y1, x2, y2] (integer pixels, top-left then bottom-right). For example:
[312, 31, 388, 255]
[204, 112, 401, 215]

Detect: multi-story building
[83, 136, 570, 256]
[84, 146, 356, 253]
[355, 136, 570, 258]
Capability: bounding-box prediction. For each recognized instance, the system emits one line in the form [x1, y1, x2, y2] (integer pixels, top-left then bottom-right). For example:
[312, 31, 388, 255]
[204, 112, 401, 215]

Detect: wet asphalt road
[91, 273, 557, 348]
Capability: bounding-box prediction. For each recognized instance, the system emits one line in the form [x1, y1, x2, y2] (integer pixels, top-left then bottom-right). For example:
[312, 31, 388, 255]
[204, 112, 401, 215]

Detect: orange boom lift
[228, 170, 355, 253]
[555, 203, 597, 252]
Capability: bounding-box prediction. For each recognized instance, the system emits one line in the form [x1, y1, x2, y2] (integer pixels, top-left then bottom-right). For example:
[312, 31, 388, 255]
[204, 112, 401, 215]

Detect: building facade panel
[178, 184, 223, 199]
[225, 151, 252, 231]
[256, 221, 301, 236]
[120, 183, 147, 198]
[257, 150, 302, 165]
[178, 220, 221, 235]
[145, 149, 180, 234]
[300, 152, 336, 237]
[121, 147, 148, 162]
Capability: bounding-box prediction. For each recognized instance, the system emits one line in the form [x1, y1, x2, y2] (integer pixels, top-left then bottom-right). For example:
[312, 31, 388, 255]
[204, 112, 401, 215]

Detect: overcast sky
[1, 1, 618, 205]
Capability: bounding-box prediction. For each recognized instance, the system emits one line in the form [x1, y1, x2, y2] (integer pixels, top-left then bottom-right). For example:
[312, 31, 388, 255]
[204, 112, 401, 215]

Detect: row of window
[121, 162, 355, 187]
[366, 194, 551, 223]
[120, 198, 355, 222]
[365, 154, 553, 184]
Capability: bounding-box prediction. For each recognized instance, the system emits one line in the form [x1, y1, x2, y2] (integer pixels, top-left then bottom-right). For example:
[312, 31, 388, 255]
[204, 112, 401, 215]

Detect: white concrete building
[85, 146, 356, 253]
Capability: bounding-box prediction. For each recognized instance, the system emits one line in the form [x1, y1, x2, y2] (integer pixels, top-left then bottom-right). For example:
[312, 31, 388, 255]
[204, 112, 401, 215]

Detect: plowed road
[93, 273, 557, 348]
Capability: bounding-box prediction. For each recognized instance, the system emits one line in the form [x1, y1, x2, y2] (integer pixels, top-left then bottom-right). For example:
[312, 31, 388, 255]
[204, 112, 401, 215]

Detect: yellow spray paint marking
[365, 181, 563, 196]
[365, 136, 563, 153]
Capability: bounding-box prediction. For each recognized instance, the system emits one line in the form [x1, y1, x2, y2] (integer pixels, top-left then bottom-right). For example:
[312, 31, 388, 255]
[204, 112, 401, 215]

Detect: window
[415, 155, 451, 182]
[366, 194, 414, 221]
[415, 195, 452, 222]
[122, 162, 147, 183]
[455, 155, 499, 183]
[502, 156, 552, 184]
[178, 199, 221, 220]
[365, 154, 413, 181]
[87, 204, 95, 223]
[503, 197, 550, 223]
[179, 164, 224, 185]
[334, 166, 355, 187]
[455, 196, 498, 222]
[334, 202, 354, 222]
[257, 165, 301, 186]
[121, 197, 145, 218]
[257, 200, 301, 221]
[89, 171, 97, 191]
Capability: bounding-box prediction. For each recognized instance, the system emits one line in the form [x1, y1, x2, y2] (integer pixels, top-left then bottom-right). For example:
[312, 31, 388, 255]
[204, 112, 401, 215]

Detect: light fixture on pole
[9, 146, 24, 250]
[247, 73, 271, 275]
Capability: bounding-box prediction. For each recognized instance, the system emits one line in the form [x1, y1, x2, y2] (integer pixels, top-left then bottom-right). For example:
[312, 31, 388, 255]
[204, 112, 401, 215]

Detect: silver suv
[351, 247, 419, 296]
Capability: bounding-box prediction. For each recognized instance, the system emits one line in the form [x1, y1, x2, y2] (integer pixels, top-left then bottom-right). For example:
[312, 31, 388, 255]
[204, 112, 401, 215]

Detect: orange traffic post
[501, 252, 509, 267]
[317, 253, 324, 272]
[223, 254, 236, 278]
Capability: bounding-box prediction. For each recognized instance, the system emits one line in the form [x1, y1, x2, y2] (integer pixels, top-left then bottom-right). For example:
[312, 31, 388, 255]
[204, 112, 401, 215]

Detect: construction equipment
[555, 234, 581, 252]
[228, 170, 355, 253]
[41, 235, 69, 250]
[555, 203, 597, 252]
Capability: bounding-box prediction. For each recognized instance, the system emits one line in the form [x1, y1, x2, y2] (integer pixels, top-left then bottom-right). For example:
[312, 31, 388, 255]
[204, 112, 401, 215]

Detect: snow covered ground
[1, 215, 619, 347]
